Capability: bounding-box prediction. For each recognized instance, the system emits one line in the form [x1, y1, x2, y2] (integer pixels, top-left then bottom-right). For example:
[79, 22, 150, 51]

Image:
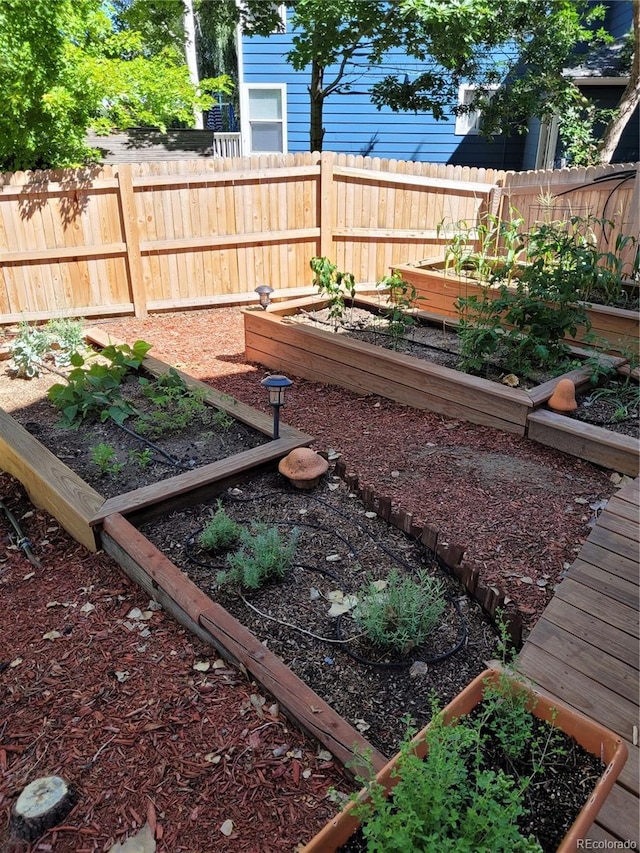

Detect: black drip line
[183, 487, 468, 668]
[113, 420, 192, 469]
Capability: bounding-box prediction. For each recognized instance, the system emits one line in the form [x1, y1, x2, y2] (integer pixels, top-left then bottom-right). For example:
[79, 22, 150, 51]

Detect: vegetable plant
[47, 340, 152, 428]
[9, 317, 85, 378]
[90, 443, 124, 476]
[376, 272, 424, 350]
[310, 255, 357, 330]
[353, 568, 446, 655]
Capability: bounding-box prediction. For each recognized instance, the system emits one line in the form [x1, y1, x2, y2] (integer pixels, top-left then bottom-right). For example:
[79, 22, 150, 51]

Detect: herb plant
[199, 501, 242, 552]
[353, 568, 446, 655]
[349, 669, 574, 853]
[128, 448, 153, 469]
[310, 255, 357, 330]
[217, 523, 299, 590]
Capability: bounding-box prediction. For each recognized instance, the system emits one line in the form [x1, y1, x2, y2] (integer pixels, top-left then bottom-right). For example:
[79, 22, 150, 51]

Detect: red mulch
[0, 306, 622, 851]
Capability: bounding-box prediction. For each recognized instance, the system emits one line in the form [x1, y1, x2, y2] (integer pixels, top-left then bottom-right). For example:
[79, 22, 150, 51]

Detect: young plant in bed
[352, 568, 446, 655]
[199, 501, 242, 552]
[47, 340, 152, 427]
[310, 255, 357, 330]
[217, 523, 299, 591]
[376, 272, 424, 351]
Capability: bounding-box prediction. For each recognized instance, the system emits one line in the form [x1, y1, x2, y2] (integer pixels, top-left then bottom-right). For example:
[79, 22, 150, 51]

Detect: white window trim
[240, 83, 288, 155]
[454, 84, 499, 136]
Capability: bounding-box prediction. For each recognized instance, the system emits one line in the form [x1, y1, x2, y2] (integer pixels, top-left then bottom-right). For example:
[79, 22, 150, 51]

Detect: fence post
[319, 151, 334, 260]
[117, 164, 147, 318]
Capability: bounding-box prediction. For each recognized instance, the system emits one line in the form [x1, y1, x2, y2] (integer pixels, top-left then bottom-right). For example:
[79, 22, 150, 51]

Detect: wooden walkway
[517, 476, 639, 845]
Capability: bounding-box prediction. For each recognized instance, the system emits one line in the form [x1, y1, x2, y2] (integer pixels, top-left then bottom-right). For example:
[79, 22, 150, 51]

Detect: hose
[0, 499, 41, 568]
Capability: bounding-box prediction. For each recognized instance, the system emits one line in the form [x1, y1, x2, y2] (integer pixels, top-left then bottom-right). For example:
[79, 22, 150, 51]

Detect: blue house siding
[239, 2, 635, 169]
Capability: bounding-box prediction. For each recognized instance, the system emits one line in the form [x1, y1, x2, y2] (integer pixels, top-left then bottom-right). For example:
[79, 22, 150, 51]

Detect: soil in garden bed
[8, 371, 269, 499]
[296, 306, 639, 438]
[138, 468, 501, 760]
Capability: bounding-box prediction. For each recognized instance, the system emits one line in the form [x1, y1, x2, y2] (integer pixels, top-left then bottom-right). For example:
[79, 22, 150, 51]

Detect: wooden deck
[517, 476, 639, 846]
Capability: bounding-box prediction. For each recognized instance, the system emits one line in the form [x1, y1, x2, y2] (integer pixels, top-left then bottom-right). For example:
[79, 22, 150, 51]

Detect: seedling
[310, 256, 357, 329]
[90, 443, 124, 476]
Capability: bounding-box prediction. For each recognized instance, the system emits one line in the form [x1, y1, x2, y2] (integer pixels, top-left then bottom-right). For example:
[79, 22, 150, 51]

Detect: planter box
[527, 409, 639, 477]
[0, 327, 313, 550]
[243, 298, 610, 437]
[394, 259, 640, 357]
[301, 667, 628, 853]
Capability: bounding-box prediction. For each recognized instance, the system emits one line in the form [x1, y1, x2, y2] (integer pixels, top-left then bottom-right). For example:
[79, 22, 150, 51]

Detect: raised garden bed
[98, 460, 508, 774]
[393, 258, 640, 357]
[0, 326, 313, 550]
[243, 297, 630, 454]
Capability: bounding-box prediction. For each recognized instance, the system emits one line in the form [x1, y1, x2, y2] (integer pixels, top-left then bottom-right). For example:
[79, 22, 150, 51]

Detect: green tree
[283, 0, 636, 163]
[0, 0, 234, 171]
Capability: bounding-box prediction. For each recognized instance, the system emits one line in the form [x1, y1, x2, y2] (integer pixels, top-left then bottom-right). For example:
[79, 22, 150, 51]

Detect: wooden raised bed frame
[393, 259, 640, 358]
[0, 326, 313, 551]
[243, 296, 636, 476]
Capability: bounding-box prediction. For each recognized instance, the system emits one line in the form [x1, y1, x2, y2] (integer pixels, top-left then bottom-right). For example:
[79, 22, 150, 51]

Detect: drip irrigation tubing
[0, 499, 41, 568]
[113, 421, 191, 469]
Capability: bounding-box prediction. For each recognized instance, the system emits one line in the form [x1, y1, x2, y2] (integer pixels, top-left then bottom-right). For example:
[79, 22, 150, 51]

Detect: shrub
[199, 501, 242, 552]
[353, 568, 446, 655]
[217, 523, 299, 590]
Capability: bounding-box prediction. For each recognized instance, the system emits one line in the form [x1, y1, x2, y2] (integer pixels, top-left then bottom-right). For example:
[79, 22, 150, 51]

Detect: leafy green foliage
[353, 569, 446, 655]
[90, 443, 124, 476]
[199, 501, 242, 552]
[217, 523, 299, 590]
[349, 670, 575, 852]
[128, 448, 153, 470]
[441, 209, 526, 283]
[0, 0, 234, 170]
[47, 340, 151, 428]
[310, 256, 357, 329]
[376, 272, 424, 350]
[9, 318, 85, 378]
[133, 370, 209, 439]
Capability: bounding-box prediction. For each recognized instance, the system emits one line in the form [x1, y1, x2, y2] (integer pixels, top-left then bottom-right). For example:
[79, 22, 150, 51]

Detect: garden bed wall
[243, 298, 610, 437]
[393, 261, 640, 357]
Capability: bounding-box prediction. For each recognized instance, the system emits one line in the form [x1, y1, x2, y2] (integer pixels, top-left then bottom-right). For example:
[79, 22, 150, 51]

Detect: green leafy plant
[310, 256, 357, 330]
[348, 667, 574, 853]
[90, 443, 124, 476]
[376, 272, 424, 350]
[134, 369, 210, 438]
[9, 317, 85, 378]
[47, 340, 152, 428]
[352, 568, 446, 655]
[583, 376, 640, 423]
[440, 209, 526, 284]
[217, 523, 299, 590]
[199, 501, 242, 552]
[128, 448, 153, 469]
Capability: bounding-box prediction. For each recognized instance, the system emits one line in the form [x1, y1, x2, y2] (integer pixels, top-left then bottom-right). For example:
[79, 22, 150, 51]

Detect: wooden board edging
[100, 512, 387, 776]
[527, 410, 640, 477]
[90, 438, 312, 524]
[0, 407, 103, 551]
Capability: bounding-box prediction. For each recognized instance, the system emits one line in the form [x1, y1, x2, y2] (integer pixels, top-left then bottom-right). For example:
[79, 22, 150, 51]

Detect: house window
[454, 85, 499, 136]
[240, 84, 287, 154]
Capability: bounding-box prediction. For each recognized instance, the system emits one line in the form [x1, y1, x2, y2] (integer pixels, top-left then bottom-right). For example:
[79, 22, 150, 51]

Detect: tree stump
[10, 775, 76, 842]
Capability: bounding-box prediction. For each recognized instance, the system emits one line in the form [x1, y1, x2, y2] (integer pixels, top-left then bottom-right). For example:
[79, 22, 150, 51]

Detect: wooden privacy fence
[0, 154, 637, 324]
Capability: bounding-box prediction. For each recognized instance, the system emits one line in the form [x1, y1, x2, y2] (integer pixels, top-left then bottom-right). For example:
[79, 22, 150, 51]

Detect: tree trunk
[598, 0, 639, 163]
[310, 60, 325, 152]
[11, 776, 76, 842]
[183, 0, 203, 129]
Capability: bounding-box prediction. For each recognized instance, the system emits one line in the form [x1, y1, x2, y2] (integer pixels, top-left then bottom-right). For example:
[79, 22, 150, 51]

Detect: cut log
[10, 775, 76, 842]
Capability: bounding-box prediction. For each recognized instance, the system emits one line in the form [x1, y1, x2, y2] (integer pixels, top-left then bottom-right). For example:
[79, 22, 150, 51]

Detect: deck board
[517, 477, 639, 846]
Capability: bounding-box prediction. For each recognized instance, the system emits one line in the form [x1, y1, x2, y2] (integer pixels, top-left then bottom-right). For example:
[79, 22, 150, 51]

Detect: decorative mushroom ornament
[548, 378, 577, 412]
[278, 448, 329, 489]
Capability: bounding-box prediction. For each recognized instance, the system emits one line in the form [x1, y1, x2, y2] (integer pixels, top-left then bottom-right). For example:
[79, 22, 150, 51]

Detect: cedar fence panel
[0, 155, 637, 324]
